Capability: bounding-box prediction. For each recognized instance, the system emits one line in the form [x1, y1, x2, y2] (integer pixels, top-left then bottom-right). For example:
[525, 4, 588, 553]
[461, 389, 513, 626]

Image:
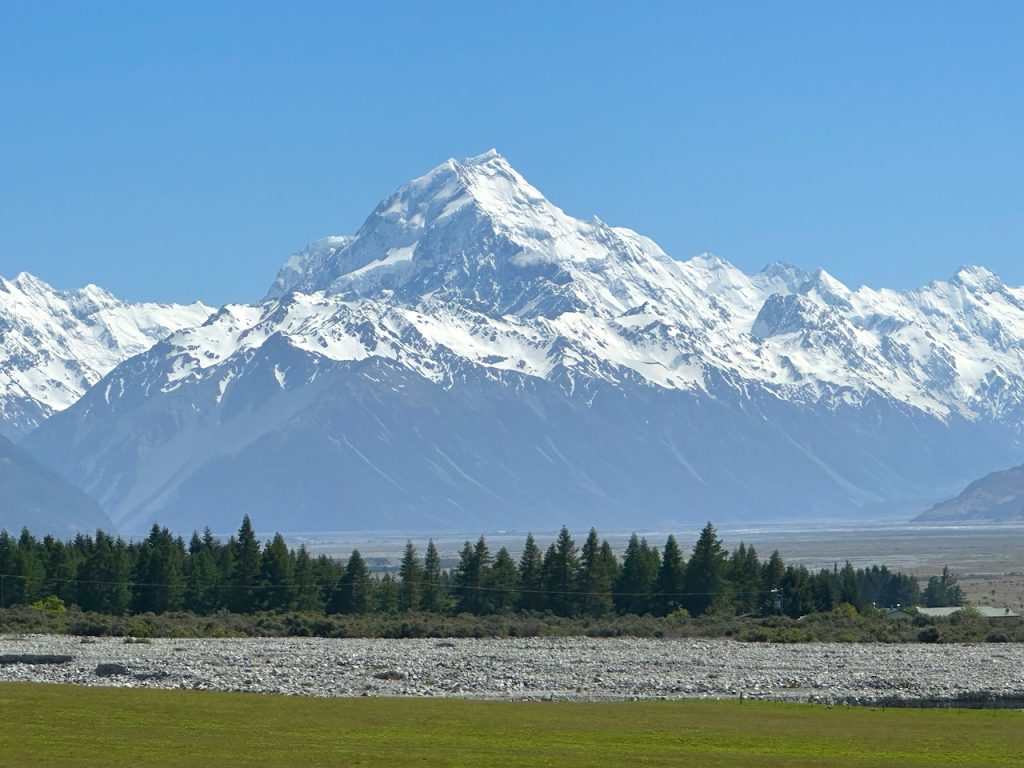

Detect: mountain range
[5, 150, 1024, 533]
[0, 272, 211, 440]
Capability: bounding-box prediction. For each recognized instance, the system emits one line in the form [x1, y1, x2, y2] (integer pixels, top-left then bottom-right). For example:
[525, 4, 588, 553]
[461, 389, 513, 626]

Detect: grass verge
[1, 682, 1022, 767]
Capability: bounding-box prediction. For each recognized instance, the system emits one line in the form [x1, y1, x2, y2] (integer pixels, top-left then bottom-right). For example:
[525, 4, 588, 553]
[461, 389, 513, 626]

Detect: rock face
[914, 464, 1024, 522]
[19, 151, 1024, 533]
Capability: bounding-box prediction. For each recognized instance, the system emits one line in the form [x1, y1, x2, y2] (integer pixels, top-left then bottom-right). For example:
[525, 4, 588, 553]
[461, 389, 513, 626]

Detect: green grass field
[1, 683, 1021, 767]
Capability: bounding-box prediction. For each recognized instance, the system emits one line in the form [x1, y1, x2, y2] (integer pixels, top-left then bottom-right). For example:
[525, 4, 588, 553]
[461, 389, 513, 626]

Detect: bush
[917, 626, 940, 643]
[31, 595, 67, 615]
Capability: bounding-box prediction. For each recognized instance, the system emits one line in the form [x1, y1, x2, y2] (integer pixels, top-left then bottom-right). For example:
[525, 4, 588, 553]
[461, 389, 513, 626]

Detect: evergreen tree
[184, 538, 221, 614]
[810, 568, 839, 613]
[132, 524, 185, 614]
[542, 527, 579, 616]
[292, 545, 323, 612]
[419, 540, 446, 613]
[780, 565, 814, 618]
[923, 565, 964, 607]
[838, 561, 863, 611]
[398, 541, 422, 612]
[328, 549, 370, 614]
[453, 537, 492, 614]
[313, 554, 342, 608]
[488, 547, 520, 612]
[760, 550, 785, 614]
[41, 536, 81, 606]
[578, 529, 615, 617]
[727, 542, 761, 615]
[375, 573, 400, 613]
[260, 533, 295, 610]
[77, 531, 131, 614]
[615, 534, 660, 615]
[867, 566, 919, 608]
[516, 533, 544, 612]
[228, 515, 261, 613]
[13, 528, 45, 605]
[0, 530, 15, 609]
[655, 535, 686, 616]
[681, 522, 727, 616]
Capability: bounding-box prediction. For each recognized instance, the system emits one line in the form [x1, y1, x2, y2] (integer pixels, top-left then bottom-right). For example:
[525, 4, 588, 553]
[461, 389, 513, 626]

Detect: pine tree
[488, 547, 520, 613]
[760, 550, 786, 615]
[228, 515, 262, 613]
[132, 524, 185, 614]
[540, 527, 579, 616]
[0, 530, 15, 609]
[260, 533, 295, 610]
[681, 522, 727, 616]
[184, 539, 220, 614]
[655, 535, 686, 616]
[811, 567, 839, 613]
[727, 542, 761, 615]
[453, 537, 492, 614]
[292, 545, 322, 612]
[838, 561, 863, 611]
[398, 541, 422, 612]
[615, 534, 660, 615]
[780, 565, 814, 617]
[376, 573, 399, 613]
[41, 536, 81, 606]
[13, 528, 45, 605]
[578, 529, 615, 617]
[516, 533, 544, 612]
[328, 549, 370, 614]
[419, 539, 446, 613]
[77, 531, 131, 614]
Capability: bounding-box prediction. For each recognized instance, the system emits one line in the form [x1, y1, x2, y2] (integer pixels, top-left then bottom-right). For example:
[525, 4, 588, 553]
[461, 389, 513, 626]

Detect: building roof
[916, 606, 1017, 618]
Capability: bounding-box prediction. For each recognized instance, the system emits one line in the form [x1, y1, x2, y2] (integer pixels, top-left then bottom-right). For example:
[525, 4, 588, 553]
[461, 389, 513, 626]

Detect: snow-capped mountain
[23, 151, 1024, 532]
[0, 273, 212, 438]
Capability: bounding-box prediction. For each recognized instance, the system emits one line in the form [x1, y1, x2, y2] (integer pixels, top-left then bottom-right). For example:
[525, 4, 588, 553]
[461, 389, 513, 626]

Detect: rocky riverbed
[2, 635, 1023, 706]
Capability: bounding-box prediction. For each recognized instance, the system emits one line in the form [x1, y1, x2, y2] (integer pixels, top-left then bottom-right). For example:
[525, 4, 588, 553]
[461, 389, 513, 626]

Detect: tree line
[0, 516, 949, 618]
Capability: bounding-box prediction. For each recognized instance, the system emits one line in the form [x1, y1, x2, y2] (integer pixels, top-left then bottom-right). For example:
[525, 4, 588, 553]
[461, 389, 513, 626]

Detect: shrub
[917, 626, 940, 643]
[31, 595, 67, 615]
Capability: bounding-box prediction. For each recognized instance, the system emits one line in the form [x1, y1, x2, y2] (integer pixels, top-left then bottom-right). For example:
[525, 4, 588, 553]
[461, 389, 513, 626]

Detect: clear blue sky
[1, 1, 1022, 305]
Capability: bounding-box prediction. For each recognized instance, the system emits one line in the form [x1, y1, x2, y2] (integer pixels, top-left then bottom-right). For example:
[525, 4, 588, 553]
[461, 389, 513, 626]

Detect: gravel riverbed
[2, 635, 1023, 705]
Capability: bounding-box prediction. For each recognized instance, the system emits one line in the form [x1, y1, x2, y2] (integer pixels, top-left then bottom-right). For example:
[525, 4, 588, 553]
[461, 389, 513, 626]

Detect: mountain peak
[265, 151, 681, 316]
[8, 271, 52, 294]
[458, 147, 504, 167]
[758, 261, 809, 291]
[686, 252, 732, 270]
[951, 265, 1001, 292]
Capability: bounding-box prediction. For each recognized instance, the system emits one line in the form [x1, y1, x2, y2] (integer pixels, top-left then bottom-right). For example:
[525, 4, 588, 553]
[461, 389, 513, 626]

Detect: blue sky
[1, 2, 1022, 305]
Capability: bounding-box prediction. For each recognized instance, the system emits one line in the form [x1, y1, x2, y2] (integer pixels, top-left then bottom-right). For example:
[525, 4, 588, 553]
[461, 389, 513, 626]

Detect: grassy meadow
[1, 682, 1022, 767]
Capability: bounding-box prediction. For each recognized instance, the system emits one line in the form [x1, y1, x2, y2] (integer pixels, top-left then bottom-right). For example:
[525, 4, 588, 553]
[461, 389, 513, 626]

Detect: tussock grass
[1, 682, 1022, 766]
